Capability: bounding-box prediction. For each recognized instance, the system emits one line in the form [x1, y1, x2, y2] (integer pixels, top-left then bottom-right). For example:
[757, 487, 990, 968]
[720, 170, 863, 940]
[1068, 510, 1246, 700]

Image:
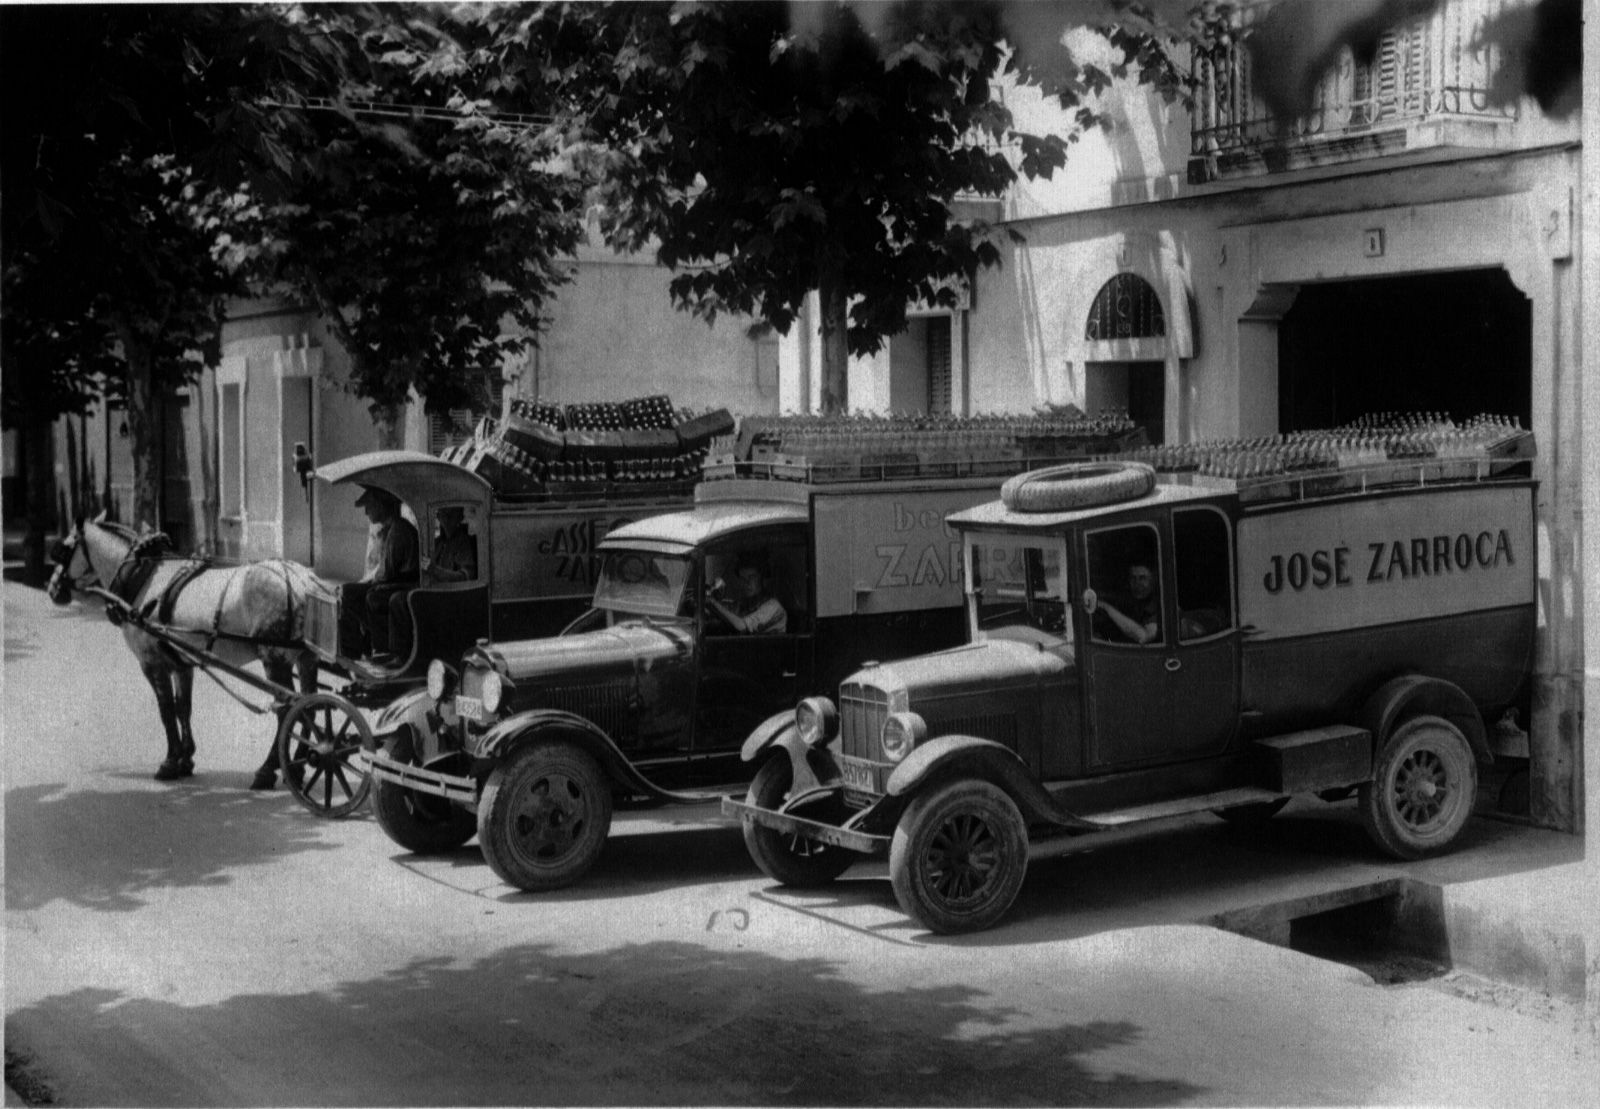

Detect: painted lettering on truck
[814, 488, 994, 619]
[535, 516, 636, 588]
[1238, 486, 1533, 640]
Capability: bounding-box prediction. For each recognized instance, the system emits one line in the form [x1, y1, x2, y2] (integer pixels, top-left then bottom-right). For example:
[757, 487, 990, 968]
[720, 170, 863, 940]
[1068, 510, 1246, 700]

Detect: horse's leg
[147, 664, 191, 782]
[172, 667, 197, 775]
[251, 654, 296, 790]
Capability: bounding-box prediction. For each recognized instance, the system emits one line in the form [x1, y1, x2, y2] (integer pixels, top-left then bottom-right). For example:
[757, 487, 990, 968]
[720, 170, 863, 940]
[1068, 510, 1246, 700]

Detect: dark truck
[360, 413, 1145, 891]
[724, 417, 1537, 933]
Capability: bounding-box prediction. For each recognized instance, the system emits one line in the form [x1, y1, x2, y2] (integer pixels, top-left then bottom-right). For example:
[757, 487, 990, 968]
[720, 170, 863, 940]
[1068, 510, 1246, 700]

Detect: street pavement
[4, 578, 1597, 1106]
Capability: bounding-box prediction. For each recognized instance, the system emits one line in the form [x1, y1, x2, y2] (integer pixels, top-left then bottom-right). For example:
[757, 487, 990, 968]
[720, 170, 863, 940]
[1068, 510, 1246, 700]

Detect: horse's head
[46, 521, 90, 604]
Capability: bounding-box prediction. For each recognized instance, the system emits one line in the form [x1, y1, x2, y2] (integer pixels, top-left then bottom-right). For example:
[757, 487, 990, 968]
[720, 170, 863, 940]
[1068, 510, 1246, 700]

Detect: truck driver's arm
[1098, 600, 1158, 645]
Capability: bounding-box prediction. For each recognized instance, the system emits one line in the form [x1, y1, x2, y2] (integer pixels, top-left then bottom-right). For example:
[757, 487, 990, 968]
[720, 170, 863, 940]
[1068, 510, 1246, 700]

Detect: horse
[47, 514, 332, 789]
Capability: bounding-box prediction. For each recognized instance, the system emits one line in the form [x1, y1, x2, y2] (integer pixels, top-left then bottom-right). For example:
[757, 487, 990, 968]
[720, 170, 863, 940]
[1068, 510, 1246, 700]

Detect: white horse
[47, 515, 331, 788]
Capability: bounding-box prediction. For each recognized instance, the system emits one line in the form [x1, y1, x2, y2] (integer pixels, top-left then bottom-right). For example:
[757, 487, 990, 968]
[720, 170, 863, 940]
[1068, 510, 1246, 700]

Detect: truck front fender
[474, 709, 712, 804]
[885, 736, 1101, 832]
[740, 709, 798, 763]
[1364, 675, 1491, 764]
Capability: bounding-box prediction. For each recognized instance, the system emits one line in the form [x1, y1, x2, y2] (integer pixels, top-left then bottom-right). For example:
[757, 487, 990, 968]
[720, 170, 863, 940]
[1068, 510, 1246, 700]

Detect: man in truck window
[1094, 561, 1161, 645]
[706, 555, 787, 635]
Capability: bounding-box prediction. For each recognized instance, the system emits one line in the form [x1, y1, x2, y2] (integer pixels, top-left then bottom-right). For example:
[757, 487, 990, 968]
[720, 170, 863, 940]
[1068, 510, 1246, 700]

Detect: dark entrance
[1278, 269, 1531, 431]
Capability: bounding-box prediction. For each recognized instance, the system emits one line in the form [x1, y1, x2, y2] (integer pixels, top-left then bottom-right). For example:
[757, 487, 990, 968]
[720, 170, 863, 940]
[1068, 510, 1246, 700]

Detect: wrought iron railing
[1190, 0, 1517, 181]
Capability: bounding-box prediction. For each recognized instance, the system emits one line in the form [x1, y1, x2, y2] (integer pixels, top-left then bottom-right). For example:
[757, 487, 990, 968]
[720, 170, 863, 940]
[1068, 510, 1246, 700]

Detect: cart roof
[600, 500, 809, 554]
[316, 450, 491, 510]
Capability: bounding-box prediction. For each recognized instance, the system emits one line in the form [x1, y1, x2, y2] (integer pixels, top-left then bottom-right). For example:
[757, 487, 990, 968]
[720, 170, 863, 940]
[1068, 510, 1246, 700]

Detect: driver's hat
[354, 485, 398, 510]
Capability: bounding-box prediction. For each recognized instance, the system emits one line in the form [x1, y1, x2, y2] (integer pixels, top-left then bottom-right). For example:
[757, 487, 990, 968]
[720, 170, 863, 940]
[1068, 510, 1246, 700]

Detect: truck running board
[1083, 786, 1288, 828]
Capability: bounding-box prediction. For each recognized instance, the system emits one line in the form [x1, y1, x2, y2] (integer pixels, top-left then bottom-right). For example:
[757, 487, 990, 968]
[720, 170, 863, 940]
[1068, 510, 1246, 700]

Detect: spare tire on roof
[1001, 461, 1156, 513]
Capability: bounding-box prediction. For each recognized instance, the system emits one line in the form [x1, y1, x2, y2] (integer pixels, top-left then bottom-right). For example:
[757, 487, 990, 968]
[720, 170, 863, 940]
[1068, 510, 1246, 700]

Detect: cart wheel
[276, 692, 374, 819]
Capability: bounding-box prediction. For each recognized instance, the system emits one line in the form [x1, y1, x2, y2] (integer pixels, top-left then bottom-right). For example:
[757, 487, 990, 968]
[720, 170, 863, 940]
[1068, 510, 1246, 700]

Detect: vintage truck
[359, 413, 1146, 891]
[723, 418, 1537, 933]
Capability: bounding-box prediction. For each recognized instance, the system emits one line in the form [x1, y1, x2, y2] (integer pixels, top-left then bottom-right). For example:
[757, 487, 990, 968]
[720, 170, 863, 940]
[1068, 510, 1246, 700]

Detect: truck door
[692, 526, 812, 782]
[1081, 512, 1237, 769]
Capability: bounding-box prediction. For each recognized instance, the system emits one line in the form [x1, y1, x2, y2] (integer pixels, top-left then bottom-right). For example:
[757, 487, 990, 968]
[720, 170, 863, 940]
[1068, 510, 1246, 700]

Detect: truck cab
[726, 426, 1537, 934]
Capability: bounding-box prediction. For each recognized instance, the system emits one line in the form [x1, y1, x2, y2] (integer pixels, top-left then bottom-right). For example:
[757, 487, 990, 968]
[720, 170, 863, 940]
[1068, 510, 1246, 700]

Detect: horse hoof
[249, 772, 277, 791]
[154, 761, 188, 782]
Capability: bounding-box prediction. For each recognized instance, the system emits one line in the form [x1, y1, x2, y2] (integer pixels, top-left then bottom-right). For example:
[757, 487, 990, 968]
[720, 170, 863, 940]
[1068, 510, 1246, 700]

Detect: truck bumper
[721, 796, 889, 855]
[363, 750, 479, 808]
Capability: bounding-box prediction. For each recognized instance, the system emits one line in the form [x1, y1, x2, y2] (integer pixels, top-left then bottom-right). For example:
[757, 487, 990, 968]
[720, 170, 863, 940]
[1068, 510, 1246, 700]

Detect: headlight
[794, 697, 838, 747]
[880, 712, 926, 762]
[426, 659, 455, 702]
[480, 670, 508, 715]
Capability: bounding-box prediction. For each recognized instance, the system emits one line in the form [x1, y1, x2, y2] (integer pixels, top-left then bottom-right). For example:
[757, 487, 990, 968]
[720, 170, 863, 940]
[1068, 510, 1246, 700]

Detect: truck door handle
[1165, 657, 1182, 672]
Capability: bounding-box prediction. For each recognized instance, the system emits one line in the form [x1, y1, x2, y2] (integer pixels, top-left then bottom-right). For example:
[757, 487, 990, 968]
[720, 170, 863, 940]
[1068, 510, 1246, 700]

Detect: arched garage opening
[1277, 269, 1531, 431]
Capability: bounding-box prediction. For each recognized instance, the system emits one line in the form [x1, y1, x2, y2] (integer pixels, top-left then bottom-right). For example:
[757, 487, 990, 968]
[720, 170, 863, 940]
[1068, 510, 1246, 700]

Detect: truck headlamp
[795, 697, 838, 747]
[426, 660, 456, 703]
[480, 670, 510, 715]
[880, 712, 926, 763]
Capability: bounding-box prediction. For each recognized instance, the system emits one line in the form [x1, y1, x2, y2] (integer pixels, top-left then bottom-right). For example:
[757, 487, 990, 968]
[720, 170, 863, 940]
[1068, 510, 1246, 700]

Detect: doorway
[1278, 269, 1531, 430]
[1087, 361, 1165, 445]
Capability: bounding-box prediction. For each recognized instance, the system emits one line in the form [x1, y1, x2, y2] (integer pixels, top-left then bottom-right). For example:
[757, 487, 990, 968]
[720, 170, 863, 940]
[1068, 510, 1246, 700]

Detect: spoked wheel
[1359, 714, 1478, 859]
[741, 756, 856, 887]
[276, 692, 374, 819]
[890, 780, 1029, 935]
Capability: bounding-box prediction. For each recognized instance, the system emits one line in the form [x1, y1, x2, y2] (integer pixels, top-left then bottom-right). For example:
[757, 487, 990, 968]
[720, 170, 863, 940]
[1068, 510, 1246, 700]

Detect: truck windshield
[967, 534, 1073, 652]
[593, 551, 693, 619]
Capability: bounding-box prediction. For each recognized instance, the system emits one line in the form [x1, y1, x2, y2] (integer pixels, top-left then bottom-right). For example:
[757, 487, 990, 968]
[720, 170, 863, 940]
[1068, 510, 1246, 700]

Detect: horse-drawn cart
[50, 449, 697, 818]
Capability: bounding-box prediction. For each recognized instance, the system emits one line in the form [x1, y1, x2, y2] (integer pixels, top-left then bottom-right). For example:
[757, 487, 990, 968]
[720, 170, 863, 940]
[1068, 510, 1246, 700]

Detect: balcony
[1189, 0, 1518, 184]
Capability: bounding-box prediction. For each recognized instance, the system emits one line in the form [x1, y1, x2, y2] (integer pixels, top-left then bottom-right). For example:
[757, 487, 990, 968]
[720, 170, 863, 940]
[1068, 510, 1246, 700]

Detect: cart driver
[383, 506, 478, 663]
[706, 554, 787, 635]
[1088, 560, 1161, 645]
[339, 486, 418, 661]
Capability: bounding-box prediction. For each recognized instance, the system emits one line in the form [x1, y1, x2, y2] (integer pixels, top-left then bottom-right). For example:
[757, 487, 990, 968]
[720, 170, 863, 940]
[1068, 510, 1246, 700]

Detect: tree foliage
[455, 0, 1193, 413]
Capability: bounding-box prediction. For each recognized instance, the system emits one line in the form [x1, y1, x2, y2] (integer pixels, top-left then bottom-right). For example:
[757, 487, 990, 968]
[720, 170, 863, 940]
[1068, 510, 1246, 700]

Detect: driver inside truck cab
[706, 554, 787, 635]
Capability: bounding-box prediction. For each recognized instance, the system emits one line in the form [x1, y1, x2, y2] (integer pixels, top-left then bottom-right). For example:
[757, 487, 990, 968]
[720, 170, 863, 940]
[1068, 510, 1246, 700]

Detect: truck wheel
[890, 780, 1028, 934]
[373, 778, 476, 854]
[1001, 461, 1155, 513]
[741, 757, 855, 887]
[1359, 715, 1478, 859]
[477, 741, 613, 891]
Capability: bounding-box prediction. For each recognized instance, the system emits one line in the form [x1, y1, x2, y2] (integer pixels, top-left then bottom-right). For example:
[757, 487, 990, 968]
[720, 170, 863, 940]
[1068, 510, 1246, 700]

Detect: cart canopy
[316, 450, 491, 513]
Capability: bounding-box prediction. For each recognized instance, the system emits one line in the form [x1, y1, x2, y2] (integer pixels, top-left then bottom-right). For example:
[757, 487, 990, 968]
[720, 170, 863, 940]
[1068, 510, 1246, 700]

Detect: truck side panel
[1236, 483, 1536, 732]
[812, 484, 997, 619]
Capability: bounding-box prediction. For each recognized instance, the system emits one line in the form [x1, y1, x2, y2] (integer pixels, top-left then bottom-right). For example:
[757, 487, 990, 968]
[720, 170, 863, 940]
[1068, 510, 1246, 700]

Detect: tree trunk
[122, 342, 162, 532]
[20, 419, 55, 584]
[369, 399, 406, 451]
[817, 275, 850, 416]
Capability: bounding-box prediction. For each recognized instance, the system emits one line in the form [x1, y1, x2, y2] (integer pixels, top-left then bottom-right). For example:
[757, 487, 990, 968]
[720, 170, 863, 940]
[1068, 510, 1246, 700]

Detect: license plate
[454, 695, 484, 723]
[840, 757, 878, 794]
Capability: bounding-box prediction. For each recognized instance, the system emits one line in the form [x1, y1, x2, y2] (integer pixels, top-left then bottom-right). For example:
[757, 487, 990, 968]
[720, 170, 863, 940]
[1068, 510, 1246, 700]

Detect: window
[1085, 273, 1166, 341]
[429, 375, 507, 455]
[1173, 508, 1234, 641]
[968, 535, 1072, 652]
[1085, 524, 1163, 646]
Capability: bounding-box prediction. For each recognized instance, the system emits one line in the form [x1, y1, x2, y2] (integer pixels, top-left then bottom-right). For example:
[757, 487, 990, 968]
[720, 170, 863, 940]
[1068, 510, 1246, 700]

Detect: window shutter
[429, 376, 506, 455]
[928, 320, 953, 416]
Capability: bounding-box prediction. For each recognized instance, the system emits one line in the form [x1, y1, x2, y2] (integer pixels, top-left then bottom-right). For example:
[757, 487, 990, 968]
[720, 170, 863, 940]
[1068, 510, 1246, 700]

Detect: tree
[0, 3, 349, 540]
[251, 8, 592, 447]
[460, 1, 1193, 414]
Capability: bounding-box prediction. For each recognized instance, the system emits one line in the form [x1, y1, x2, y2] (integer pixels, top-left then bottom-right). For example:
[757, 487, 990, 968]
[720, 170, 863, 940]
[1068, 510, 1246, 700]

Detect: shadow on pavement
[2, 780, 345, 914]
[3, 941, 1203, 1108]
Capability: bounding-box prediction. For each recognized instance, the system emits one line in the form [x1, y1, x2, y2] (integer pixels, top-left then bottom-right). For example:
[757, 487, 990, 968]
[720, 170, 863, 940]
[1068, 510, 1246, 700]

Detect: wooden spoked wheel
[276, 692, 374, 819]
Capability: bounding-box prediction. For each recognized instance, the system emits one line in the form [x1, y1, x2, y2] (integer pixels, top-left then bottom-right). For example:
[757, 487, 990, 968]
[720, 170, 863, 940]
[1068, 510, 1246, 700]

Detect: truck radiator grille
[838, 681, 890, 761]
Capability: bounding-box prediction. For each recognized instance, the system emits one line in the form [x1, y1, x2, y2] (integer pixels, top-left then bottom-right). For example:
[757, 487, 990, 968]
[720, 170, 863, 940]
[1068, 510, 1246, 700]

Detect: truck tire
[741, 757, 856, 887]
[373, 777, 477, 854]
[1359, 715, 1478, 859]
[477, 740, 613, 891]
[1001, 461, 1155, 514]
[890, 780, 1028, 934]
